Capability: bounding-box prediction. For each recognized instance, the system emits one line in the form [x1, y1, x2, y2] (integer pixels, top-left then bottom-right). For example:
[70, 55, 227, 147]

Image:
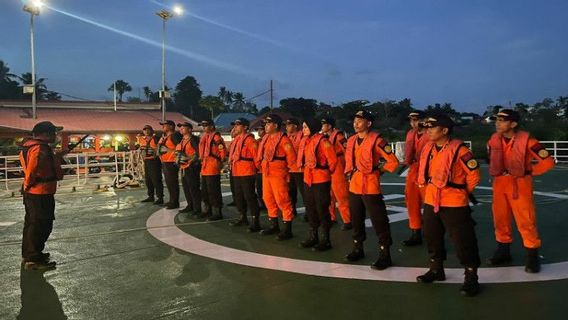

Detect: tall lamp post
[155, 5, 183, 122]
[23, 0, 44, 120]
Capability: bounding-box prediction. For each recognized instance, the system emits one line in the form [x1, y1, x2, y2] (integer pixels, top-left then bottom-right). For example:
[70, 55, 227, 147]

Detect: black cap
[304, 118, 321, 135]
[320, 116, 336, 127]
[159, 120, 175, 126]
[353, 110, 374, 122]
[177, 122, 193, 129]
[230, 118, 250, 127]
[493, 109, 520, 122]
[200, 119, 214, 127]
[408, 110, 425, 119]
[255, 124, 266, 131]
[264, 114, 283, 126]
[32, 121, 63, 134]
[143, 124, 153, 130]
[423, 114, 455, 129]
[285, 118, 300, 126]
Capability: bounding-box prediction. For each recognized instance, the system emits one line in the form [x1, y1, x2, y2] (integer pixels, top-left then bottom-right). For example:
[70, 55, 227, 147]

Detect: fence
[1, 150, 145, 191]
[2, 140, 567, 191]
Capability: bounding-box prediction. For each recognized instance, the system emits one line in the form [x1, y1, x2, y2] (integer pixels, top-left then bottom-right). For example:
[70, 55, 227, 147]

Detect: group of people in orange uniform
[19, 108, 555, 297]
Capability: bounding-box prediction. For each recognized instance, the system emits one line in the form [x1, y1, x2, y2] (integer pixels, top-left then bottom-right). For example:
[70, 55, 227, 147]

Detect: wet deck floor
[1, 166, 568, 319]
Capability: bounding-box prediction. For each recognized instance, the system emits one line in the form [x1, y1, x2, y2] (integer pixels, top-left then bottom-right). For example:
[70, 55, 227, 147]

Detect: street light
[23, 0, 44, 119]
[155, 5, 183, 122]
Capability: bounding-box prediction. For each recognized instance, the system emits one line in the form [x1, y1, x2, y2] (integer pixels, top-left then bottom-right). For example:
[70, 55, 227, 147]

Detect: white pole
[113, 81, 117, 111]
[161, 18, 167, 122]
[30, 13, 37, 119]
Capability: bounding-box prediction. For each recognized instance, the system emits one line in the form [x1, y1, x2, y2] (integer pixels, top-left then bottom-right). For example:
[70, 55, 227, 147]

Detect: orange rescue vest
[488, 131, 529, 177]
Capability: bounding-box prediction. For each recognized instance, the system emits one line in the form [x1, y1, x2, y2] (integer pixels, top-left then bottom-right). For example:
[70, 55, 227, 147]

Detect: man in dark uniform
[158, 120, 183, 209]
[19, 121, 65, 270]
[138, 125, 164, 205]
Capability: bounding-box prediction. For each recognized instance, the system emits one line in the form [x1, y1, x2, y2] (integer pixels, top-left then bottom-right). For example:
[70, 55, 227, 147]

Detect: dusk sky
[1, 0, 567, 113]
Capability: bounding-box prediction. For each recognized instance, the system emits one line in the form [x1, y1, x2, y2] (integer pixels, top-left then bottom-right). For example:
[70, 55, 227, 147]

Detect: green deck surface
[1, 166, 567, 319]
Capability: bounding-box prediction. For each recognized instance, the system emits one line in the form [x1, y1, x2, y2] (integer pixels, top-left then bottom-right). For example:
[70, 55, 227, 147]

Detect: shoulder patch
[538, 149, 549, 159]
[324, 140, 332, 148]
[461, 152, 478, 170]
[218, 144, 224, 150]
[383, 144, 393, 154]
[284, 143, 292, 151]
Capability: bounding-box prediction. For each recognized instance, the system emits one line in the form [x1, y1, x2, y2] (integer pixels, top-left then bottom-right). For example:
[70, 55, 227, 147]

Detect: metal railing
[540, 141, 568, 163]
[391, 141, 473, 162]
[0, 150, 145, 191]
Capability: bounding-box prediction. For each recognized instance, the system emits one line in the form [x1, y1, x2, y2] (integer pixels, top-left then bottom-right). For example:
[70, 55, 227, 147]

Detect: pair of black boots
[141, 196, 164, 205]
[299, 228, 332, 251]
[259, 219, 293, 240]
[486, 242, 541, 273]
[229, 214, 262, 233]
[416, 259, 480, 297]
[344, 241, 393, 270]
[197, 205, 223, 221]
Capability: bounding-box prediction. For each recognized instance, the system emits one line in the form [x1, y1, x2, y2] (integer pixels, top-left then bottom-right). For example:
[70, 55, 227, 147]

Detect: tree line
[2, 58, 568, 158]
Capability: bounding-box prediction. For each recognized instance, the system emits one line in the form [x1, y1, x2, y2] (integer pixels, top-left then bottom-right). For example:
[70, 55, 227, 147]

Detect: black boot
[166, 202, 180, 209]
[341, 222, 352, 231]
[460, 268, 480, 297]
[299, 228, 319, 248]
[344, 240, 365, 262]
[401, 229, 422, 246]
[260, 218, 280, 235]
[153, 197, 164, 205]
[417, 259, 446, 283]
[248, 215, 261, 233]
[229, 214, 249, 227]
[141, 196, 155, 203]
[313, 228, 332, 251]
[179, 206, 192, 214]
[371, 245, 392, 270]
[198, 204, 212, 219]
[207, 207, 223, 221]
[277, 221, 293, 240]
[486, 242, 512, 265]
[525, 248, 541, 273]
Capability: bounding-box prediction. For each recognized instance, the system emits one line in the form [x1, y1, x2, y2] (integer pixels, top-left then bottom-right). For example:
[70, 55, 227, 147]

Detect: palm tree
[107, 80, 132, 102]
[218, 86, 233, 107]
[19, 72, 49, 100]
[0, 60, 17, 82]
[232, 92, 245, 112]
[143, 86, 152, 102]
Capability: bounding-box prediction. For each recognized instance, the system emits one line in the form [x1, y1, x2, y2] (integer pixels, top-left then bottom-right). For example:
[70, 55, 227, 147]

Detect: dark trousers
[423, 204, 481, 268]
[233, 175, 259, 218]
[202, 175, 222, 209]
[289, 172, 305, 214]
[162, 162, 179, 205]
[229, 174, 236, 203]
[349, 193, 392, 246]
[181, 165, 201, 213]
[304, 182, 332, 229]
[144, 159, 163, 199]
[22, 194, 55, 262]
[256, 173, 265, 208]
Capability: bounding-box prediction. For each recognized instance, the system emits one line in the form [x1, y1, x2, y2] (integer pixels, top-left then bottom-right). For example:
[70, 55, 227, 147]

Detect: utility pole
[270, 80, 273, 110]
[113, 81, 117, 111]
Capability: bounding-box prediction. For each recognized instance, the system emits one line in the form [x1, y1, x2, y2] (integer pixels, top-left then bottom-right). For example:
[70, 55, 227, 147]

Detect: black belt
[239, 157, 254, 162]
[315, 164, 329, 169]
[272, 156, 286, 161]
[35, 177, 57, 183]
[446, 181, 466, 189]
[336, 152, 344, 156]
